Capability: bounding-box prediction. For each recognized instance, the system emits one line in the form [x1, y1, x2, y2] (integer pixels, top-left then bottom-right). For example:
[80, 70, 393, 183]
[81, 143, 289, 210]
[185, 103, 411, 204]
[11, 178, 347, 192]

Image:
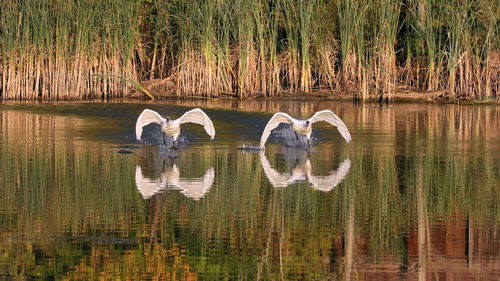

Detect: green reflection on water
[0, 103, 499, 280]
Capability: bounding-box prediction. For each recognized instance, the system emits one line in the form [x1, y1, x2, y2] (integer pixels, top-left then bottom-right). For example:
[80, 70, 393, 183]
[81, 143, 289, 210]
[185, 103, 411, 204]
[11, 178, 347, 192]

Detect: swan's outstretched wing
[260, 112, 296, 148]
[260, 151, 300, 188]
[176, 108, 215, 139]
[135, 166, 166, 199]
[178, 167, 215, 200]
[136, 109, 166, 140]
[307, 158, 351, 192]
[308, 110, 351, 143]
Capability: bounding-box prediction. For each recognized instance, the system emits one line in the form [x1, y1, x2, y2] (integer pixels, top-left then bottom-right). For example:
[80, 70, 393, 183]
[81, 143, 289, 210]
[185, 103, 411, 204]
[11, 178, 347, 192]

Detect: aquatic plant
[0, 0, 499, 100]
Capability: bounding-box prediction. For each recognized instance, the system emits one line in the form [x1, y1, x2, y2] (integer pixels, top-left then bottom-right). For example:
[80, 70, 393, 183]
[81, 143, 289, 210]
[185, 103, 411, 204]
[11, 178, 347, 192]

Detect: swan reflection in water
[135, 152, 215, 200]
[260, 151, 351, 192]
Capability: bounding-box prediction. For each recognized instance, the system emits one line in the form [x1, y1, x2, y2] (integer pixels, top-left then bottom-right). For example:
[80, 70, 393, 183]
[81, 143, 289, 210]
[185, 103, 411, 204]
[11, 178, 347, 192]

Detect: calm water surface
[0, 100, 499, 280]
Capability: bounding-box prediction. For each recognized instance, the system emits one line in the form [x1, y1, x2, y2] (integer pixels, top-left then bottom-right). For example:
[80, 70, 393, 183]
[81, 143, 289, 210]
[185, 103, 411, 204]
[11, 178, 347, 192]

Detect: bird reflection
[135, 153, 215, 200]
[260, 151, 351, 192]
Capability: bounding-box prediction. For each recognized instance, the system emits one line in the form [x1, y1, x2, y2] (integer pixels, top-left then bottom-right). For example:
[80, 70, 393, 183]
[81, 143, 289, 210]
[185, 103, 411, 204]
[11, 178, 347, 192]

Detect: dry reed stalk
[1, 63, 5, 99]
[1, 0, 499, 100]
[318, 44, 341, 92]
[488, 51, 500, 98]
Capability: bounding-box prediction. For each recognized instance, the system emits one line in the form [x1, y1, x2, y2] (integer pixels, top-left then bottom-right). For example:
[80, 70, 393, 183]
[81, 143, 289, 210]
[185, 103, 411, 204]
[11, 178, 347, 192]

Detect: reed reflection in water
[0, 102, 499, 280]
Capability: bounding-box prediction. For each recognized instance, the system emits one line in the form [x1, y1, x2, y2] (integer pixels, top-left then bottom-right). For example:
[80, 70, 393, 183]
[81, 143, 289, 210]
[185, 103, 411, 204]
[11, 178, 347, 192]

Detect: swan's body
[260, 110, 351, 148]
[260, 151, 351, 191]
[135, 164, 215, 200]
[136, 108, 215, 148]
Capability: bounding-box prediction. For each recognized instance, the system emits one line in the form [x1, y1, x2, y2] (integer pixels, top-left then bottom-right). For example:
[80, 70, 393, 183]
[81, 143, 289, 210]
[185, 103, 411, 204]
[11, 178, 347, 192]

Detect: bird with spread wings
[260, 110, 351, 149]
[136, 108, 215, 148]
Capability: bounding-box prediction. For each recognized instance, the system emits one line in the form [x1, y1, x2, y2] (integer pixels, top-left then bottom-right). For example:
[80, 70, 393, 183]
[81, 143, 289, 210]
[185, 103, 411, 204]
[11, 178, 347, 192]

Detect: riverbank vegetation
[0, 0, 499, 101]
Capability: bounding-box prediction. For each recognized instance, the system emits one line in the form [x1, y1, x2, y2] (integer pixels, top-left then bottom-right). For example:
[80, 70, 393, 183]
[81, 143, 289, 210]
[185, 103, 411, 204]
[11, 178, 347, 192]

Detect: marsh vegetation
[0, 0, 499, 101]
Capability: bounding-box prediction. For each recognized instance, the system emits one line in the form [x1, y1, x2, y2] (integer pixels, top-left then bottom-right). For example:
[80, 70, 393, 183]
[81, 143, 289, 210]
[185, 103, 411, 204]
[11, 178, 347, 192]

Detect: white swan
[135, 164, 215, 200]
[260, 151, 351, 192]
[260, 110, 351, 148]
[136, 108, 215, 148]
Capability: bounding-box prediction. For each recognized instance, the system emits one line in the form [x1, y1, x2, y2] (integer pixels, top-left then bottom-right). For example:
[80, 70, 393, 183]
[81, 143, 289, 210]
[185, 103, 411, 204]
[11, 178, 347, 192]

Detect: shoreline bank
[128, 89, 499, 105]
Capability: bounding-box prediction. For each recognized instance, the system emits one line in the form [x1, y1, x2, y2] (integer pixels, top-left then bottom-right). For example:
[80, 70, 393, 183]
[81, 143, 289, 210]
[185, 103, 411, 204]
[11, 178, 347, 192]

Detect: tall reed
[337, 0, 359, 88]
[414, 0, 444, 91]
[374, 0, 401, 99]
[0, 0, 499, 100]
[0, 0, 139, 100]
[445, 0, 469, 99]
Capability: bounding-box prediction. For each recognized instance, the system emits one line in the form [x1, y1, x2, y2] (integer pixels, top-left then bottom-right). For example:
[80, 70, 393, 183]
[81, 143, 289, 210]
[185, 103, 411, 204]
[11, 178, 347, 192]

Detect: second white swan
[260, 110, 351, 148]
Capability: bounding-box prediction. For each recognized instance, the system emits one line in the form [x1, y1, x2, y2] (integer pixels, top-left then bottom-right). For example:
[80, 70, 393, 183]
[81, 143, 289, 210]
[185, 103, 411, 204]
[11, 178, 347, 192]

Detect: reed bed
[0, 0, 138, 100]
[0, 0, 499, 100]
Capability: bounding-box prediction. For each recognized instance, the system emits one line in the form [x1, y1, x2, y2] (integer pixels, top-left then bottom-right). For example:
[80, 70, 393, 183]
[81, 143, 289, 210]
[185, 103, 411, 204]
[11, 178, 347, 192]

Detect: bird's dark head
[305, 120, 310, 125]
[166, 117, 170, 122]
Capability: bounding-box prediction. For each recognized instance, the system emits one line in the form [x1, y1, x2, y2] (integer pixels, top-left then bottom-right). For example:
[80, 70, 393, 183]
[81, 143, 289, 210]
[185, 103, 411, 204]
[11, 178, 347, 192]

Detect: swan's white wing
[176, 108, 215, 139]
[260, 112, 296, 148]
[178, 168, 215, 200]
[308, 110, 351, 143]
[136, 109, 166, 140]
[135, 166, 166, 199]
[260, 151, 299, 188]
[307, 158, 351, 192]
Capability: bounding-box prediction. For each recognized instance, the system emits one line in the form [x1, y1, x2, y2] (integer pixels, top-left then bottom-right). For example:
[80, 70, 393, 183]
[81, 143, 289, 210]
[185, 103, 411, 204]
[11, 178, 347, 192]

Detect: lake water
[0, 100, 499, 280]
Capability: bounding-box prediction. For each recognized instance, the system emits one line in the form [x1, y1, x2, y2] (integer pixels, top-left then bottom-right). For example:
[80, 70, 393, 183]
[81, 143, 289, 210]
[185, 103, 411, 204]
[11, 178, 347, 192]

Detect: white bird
[136, 108, 215, 148]
[260, 151, 351, 192]
[259, 110, 351, 149]
[135, 164, 215, 200]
